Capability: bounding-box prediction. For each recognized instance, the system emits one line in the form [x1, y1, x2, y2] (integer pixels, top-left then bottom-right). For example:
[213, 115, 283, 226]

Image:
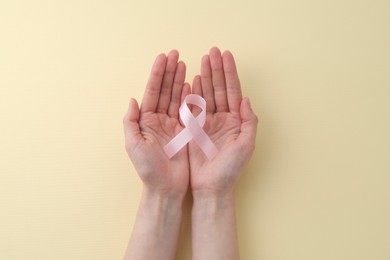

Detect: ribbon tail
[193, 132, 218, 160]
[163, 128, 192, 159]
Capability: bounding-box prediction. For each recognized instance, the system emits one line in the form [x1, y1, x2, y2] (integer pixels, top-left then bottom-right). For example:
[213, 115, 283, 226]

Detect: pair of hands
[123, 47, 258, 200]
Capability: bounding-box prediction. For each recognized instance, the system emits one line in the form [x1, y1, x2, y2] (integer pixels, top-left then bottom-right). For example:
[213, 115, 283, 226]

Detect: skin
[123, 47, 258, 260]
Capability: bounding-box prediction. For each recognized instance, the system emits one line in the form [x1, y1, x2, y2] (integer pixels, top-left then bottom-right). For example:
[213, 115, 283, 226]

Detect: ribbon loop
[163, 94, 218, 160]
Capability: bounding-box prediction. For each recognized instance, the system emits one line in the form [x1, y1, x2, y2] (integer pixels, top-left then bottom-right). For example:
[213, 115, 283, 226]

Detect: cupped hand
[123, 50, 191, 197]
[189, 47, 258, 196]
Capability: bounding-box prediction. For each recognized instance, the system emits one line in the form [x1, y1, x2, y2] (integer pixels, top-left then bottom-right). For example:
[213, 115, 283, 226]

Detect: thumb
[238, 97, 259, 151]
[123, 98, 143, 146]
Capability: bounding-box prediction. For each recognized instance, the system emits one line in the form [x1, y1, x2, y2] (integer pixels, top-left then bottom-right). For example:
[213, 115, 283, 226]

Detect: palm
[135, 112, 188, 190]
[189, 111, 242, 191]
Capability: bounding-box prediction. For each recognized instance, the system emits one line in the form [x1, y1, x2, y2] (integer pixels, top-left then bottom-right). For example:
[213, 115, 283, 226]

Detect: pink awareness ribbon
[164, 94, 218, 160]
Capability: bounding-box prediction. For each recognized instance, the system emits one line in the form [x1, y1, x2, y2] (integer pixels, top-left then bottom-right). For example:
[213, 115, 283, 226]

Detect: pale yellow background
[1, 0, 389, 259]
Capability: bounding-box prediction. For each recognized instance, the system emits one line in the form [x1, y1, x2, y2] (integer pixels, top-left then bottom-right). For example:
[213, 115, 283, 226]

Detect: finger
[140, 53, 167, 113]
[181, 82, 191, 103]
[168, 61, 186, 118]
[156, 50, 179, 113]
[123, 98, 143, 149]
[223, 51, 242, 113]
[209, 47, 228, 112]
[192, 75, 203, 116]
[200, 55, 216, 114]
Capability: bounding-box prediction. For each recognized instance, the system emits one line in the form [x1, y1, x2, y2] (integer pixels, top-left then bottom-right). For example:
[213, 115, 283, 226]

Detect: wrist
[192, 187, 234, 201]
[137, 188, 185, 227]
[142, 186, 186, 208]
[191, 190, 236, 230]
[192, 189, 235, 211]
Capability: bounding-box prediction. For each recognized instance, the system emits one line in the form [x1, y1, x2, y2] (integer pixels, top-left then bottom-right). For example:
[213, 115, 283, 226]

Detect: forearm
[124, 187, 185, 260]
[191, 190, 240, 260]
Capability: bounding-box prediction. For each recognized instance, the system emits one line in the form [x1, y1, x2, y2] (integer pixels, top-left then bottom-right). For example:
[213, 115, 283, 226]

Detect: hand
[189, 47, 258, 196]
[123, 50, 191, 197]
